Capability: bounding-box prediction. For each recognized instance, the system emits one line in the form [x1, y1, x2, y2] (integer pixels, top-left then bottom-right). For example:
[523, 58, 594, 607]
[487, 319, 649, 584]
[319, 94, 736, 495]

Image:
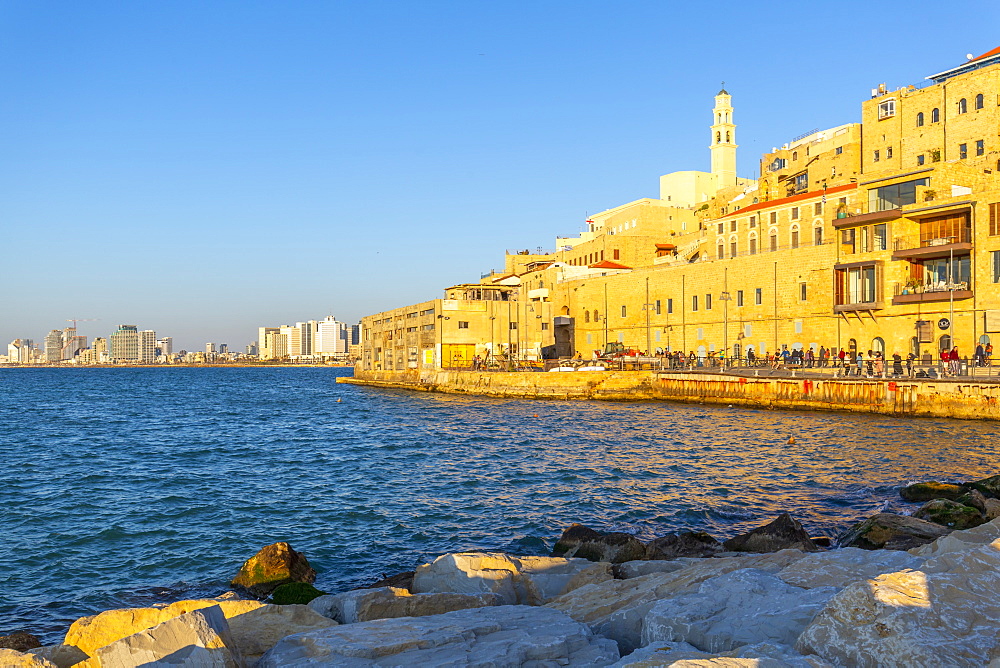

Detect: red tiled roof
[589, 260, 632, 270]
[970, 46, 1000, 63]
[712, 182, 857, 221]
[655, 243, 677, 250]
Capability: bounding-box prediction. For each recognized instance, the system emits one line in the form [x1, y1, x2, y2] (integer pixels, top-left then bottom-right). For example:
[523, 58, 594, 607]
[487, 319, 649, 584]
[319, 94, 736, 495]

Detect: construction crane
[66, 318, 99, 330]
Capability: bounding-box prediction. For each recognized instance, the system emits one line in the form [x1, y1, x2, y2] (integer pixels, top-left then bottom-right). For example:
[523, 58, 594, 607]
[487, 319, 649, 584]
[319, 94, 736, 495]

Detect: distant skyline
[2, 1, 997, 350]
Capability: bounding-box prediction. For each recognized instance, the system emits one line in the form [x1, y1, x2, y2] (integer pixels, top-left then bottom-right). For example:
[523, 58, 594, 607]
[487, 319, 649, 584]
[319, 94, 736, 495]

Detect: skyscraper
[110, 325, 140, 362]
[139, 330, 156, 363]
[44, 330, 63, 362]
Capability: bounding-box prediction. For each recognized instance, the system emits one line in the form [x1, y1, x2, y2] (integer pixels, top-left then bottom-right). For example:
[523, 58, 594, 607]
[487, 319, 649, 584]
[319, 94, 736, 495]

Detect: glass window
[692, 295, 698, 311]
[922, 255, 970, 287]
[621, 305, 627, 317]
[718, 243, 724, 259]
[976, 93, 984, 110]
[794, 173, 808, 191]
[868, 177, 931, 212]
[791, 228, 799, 249]
[992, 251, 1000, 283]
[835, 146, 843, 155]
[755, 288, 762, 305]
[958, 98, 967, 114]
[814, 227, 823, 245]
[959, 143, 968, 159]
[874, 223, 887, 251]
[878, 99, 895, 119]
[917, 154, 925, 166]
[814, 202, 823, 215]
[667, 299, 673, 314]
[791, 207, 800, 220]
[799, 282, 807, 301]
[977, 140, 985, 156]
[931, 108, 940, 122]
[730, 220, 737, 232]
[769, 233, 777, 252]
[886, 146, 893, 159]
[749, 237, 757, 255]
[730, 240, 737, 257]
[655, 300, 661, 315]
[841, 228, 856, 254]
[705, 294, 712, 310]
[839, 265, 877, 304]
[770, 212, 777, 224]
[737, 290, 744, 306]
[916, 112, 924, 127]
[749, 216, 756, 228]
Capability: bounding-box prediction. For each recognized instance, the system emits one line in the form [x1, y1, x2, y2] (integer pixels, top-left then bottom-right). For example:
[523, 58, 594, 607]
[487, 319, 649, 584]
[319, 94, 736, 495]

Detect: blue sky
[1, 1, 997, 350]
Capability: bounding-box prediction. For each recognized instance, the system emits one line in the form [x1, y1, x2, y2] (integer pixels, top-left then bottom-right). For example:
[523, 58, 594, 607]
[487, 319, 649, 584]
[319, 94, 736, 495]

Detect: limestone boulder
[256, 605, 619, 667]
[955, 488, 989, 513]
[776, 547, 924, 589]
[909, 515, 1000, 557]
[546, 550, 806, 654]
[613, 560, 689, 579]
[0, 649, 57, 667]
[646, 531, 722, 560]
[92, 605, 242, 668]
[641, 568, 838, 653]
[899, 481, 964, 502]
[25, 645, 89, 668]
[225, 603, 336, 665]
[64, 598, 266, 656]
[611, 641, 832, 667]
[309, 586, 498, 623]
[796, 545, 1000, 666]
[552, 524, 647, 563]
[0, 632, 42, 652]
[913, 498, 984, 529]
[231, 542, 316, 598]
[722, 514, 818, 553]
[411, 551, 611, 605]
[965, 473, 1000, 499]
[837, 513, 950, 550]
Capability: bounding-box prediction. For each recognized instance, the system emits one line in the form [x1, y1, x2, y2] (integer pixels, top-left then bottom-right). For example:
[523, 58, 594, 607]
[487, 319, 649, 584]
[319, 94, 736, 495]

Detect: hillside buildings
[359, 47, 1000, 370]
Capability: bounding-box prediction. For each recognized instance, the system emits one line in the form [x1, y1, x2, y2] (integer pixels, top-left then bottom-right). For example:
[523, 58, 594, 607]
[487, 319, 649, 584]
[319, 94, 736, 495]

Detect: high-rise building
[44, 330, 63, 362]
[139, 330, 156, 362]
[315, 316, 348, 355]
[218, 343, 228, 354]
[110, 325, 140, 362]
[258, 327, 279, 359]
[7, 339, 33, 363]
[246, 341, 259, 356]
[350, 324, 360, 346]
[206, 342, 216, 354]
[157, 338, 173, 355]
[61, 335, 87, 360]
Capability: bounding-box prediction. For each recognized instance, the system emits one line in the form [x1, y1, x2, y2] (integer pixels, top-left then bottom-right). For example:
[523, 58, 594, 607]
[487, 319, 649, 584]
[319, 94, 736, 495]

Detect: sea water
[2, 366, 998, 641]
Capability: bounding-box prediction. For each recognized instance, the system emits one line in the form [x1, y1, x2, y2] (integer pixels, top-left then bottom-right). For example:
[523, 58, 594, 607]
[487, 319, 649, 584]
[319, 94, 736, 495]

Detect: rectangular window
[861, 226, 871, 253]
[976, 140, 985, 156]
[791, 229, 799, 248]
[744, 324, 752, 337]
[737, 290, 744, 306]
[990, 202, 1000, 236]
[749, 216, 756, 228]
[791, 207, 800, 220]
[541, 322, 549, 330]
[873, 150, 880, 162]
[749, 237, 757, 255]
[959, 143, 968, 159]
[993, 251, 1000, 283]
[613, 249, 620, 259]
[731, 240, 737, 257]
[667, 298, 673, 314]
[770, 212, 777, 224]
[705, 294, 712, 310]
[886, 146, 893, 159]
[794, 173, 808, 192]
[755, 288, 763, 305]
[655, 299, 662, 315]
[718, 243, 725, 259]
[878, 98, 896, 119]
[718, 222, 724, 234]
[814, 202, 822, 215]
[509, 322, 517, 330]
[874, 223, 887, 251]
[730, 220, 737, 232]
[795, 320, 803, 334]
[769, 234, 778, 252]
[799, 282, 807, 301]
[692, 295, 698, 311]
[621, 305, 627, 317]
[697, 328, 704, 340]
[835, 146, 843, 155]
[458, 321, 469, 329]
[815, 227, 823, 245]
[868, 177, 930, 212]
[917, 154, 925, 166]
[835, 265, 878, 305]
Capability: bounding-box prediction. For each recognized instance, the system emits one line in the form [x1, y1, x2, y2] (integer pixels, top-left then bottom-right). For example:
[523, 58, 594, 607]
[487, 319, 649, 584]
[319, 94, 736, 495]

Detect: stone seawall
[339, 369, 1000, 420]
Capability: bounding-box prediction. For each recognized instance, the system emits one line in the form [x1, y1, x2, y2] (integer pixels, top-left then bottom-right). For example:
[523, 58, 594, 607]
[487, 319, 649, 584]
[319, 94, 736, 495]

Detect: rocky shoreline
[3, 473, 1000, 666]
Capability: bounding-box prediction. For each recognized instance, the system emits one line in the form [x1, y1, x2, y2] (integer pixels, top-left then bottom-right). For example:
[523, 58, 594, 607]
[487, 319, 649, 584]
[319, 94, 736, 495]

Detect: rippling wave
[1, 367, 998, 641]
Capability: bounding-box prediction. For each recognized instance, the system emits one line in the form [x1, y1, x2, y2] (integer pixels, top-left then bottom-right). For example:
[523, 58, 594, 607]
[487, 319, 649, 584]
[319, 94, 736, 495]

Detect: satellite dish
[967, 53, 974, 60]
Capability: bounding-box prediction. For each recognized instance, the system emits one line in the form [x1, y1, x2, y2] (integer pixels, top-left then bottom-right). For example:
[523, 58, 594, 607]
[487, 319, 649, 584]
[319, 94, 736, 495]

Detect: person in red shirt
[949, 346, 960, 376]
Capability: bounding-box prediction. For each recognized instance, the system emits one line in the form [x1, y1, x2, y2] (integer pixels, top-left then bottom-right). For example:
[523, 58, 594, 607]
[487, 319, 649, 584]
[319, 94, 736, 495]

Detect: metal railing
[894, 280, 970, 297]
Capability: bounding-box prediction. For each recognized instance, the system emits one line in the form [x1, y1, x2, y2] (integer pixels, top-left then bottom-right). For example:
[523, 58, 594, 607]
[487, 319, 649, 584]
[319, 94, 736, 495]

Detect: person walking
[940, 348, 951, 376]
[949, 346, 960, 376]
[855, 351, 865, 377]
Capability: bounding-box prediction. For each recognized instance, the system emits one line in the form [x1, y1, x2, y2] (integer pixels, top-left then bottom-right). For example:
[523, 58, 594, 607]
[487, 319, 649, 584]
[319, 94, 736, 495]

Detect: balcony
[832, 208, 901, 228]
[891, 233, 972, 260]
[892, 281, 973, 305]
[834, 301, 883, 313]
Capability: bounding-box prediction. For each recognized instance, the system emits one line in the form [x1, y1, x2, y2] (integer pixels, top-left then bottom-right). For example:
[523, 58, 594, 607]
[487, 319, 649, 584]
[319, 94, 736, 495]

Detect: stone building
[359, 47, 1000, 368]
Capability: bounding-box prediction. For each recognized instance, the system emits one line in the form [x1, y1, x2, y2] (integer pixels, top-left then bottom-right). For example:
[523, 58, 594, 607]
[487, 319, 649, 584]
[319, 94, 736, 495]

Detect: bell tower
[710, 85, 737, 190]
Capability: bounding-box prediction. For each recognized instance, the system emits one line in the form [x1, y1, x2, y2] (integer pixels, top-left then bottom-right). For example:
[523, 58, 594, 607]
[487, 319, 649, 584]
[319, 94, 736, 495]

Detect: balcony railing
[895, 280, 970, 296]
[893, 231, 971, 251]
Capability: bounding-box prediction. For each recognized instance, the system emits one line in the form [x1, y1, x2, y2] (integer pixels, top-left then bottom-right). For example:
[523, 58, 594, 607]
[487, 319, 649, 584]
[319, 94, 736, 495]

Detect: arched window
[958, 98, 967, 114]
[560, 305, 569, 315]
[726, 131, 731, 142]
[848, 338, 858, 355]
[717, 113, 721, 123]
[593, 309, 600, 322]
[910, 336, 920, 357]
[792, 151, 798, 161]
[916, 112, 924, 127]
[790, 225, 800, 249]
[975, 93, 984, 110]
[584, 310, 590, 323]
[769, 231, 778, 252]
[939, 334, 952, 352]
[979, 334, 991, 345]
[716, 131, 721, 143]
[931, 108, 940, 123]
[872, 337, 885, 355]
[814, 225, 823, 245]
[748, 232, 758, 255]
[730, 235, 737, 258]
